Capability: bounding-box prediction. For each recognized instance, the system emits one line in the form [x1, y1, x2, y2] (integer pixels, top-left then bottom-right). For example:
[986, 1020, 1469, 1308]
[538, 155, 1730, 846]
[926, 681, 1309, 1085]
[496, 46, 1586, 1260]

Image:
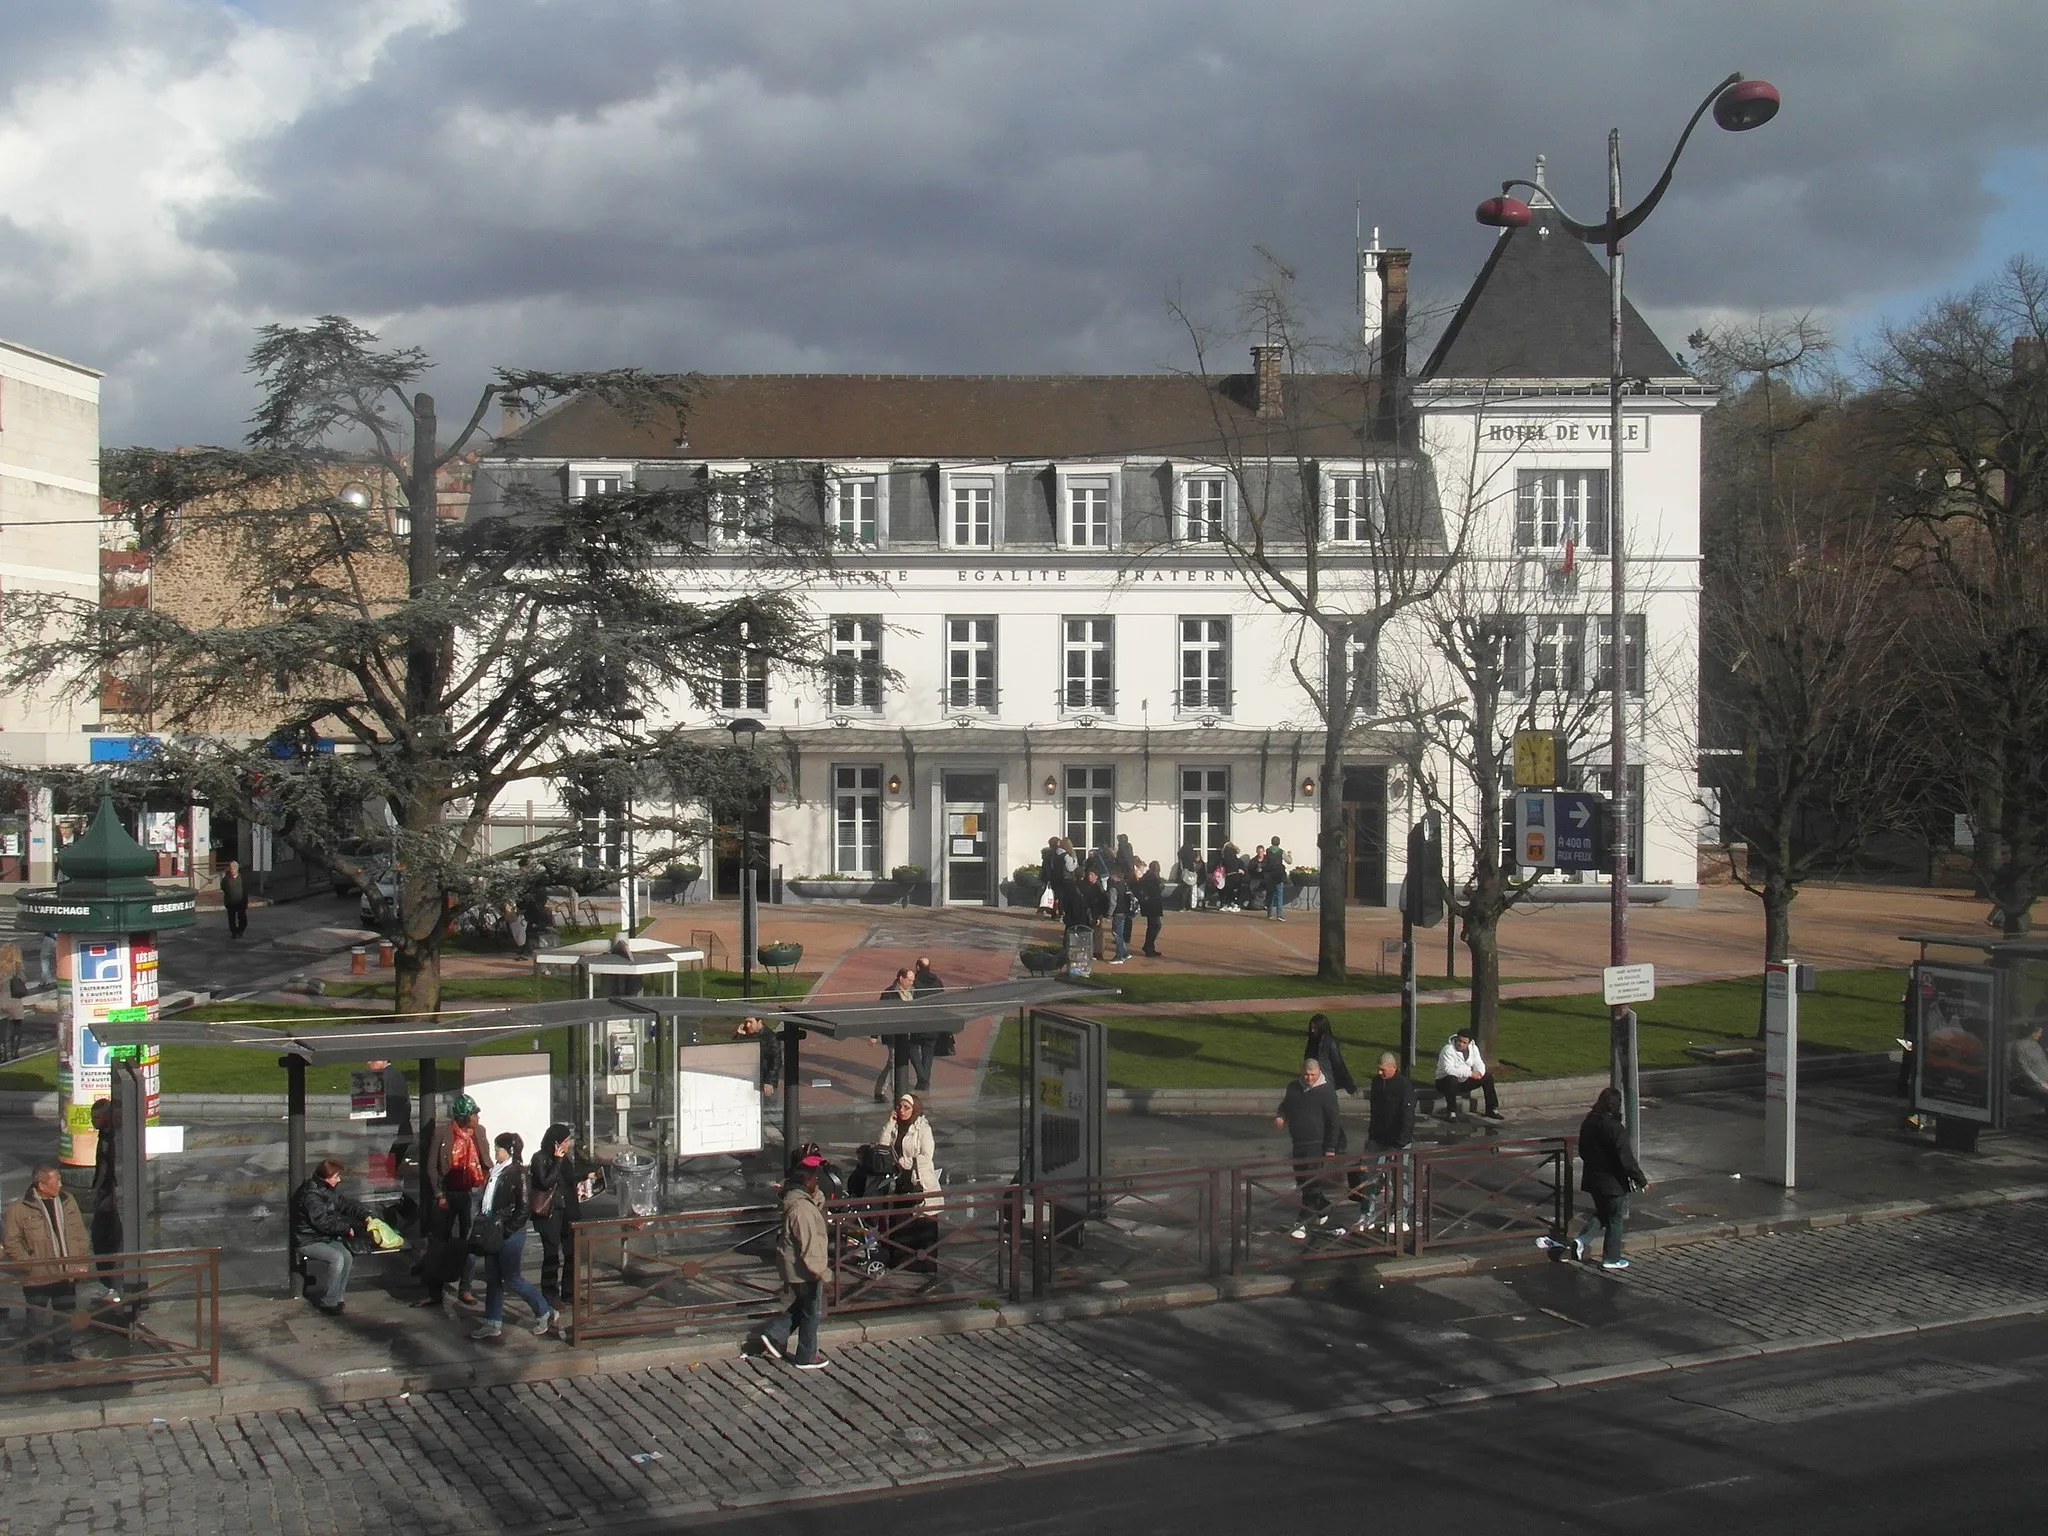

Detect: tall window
[1339, 624, 1377, 714]
[1064, 478, 1110, 548]
[1328, 472, 1379, 543]
[833, 765, 883, 876]
[830, 617, 882, 711]
[1532, 617, 1584, 694]
[1179, 618, 1230, 712]
[1515, 470, 1610, 554]
[949, 478, 994, 548]
[1594, 615, 1647, 695]
[831, 477, 877, 544]
[1062, 617, 1114, 711]
[945, 617, 997, 710]
[717, 653, 768, 711]
[1180, 768, 1229, 861]
[1065, 767, 1114, 854]
[1179, 476, 1227, 543]
[711, 478, 769, 544]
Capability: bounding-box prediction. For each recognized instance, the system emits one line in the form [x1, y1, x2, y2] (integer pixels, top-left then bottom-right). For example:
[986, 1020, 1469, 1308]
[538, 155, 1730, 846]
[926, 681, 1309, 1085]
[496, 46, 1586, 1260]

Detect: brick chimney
[1377, 247, 1412, 440]
[1252, 344, 1285, 418]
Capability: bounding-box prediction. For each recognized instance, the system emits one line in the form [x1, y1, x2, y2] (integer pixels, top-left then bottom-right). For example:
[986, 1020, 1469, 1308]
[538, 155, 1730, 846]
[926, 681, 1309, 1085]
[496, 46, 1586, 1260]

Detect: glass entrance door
[942, 772, 998, 904]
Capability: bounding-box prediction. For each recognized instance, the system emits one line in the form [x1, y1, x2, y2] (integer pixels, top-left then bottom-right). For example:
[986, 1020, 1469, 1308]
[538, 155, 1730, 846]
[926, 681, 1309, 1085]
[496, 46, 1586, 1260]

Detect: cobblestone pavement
[0, 1328, 1233, 1536]
[7, 1202, 2048, 1535]
[1613, 1201, 2048, 1338]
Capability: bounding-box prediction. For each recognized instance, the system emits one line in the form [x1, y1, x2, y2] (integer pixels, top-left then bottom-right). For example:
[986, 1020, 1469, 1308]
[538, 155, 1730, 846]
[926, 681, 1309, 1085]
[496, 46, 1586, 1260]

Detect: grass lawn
[328, 967, 819, 1005]
[992, 967, 1905, 1091]
[1071, 971, 1474, 1005]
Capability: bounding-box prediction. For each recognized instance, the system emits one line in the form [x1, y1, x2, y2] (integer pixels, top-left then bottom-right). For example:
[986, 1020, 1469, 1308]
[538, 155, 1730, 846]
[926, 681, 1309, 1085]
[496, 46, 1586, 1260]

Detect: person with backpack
[746, 1152, 833, 1369]
[471, 1131, 556, 1339]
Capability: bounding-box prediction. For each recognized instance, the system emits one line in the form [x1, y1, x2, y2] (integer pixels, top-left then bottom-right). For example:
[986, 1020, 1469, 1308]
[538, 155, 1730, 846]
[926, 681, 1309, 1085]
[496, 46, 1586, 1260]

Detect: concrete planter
[786, 878, 902, 903]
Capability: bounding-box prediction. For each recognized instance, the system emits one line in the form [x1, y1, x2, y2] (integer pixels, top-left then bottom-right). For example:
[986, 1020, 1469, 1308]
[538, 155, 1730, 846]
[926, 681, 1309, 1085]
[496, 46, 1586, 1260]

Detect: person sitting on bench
[1433, 1030, 1503, 1121]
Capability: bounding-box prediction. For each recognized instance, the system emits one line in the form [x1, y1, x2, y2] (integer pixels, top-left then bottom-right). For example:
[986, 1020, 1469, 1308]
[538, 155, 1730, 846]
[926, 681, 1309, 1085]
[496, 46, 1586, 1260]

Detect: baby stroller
[846, 1144, 933, 1278]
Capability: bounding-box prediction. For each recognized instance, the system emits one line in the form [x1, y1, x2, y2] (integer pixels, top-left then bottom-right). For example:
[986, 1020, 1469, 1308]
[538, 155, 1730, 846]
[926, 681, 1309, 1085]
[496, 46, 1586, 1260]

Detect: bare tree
[2, 318, 836, 1012]
[1691, 318, 1924, 975]
[1388, 558, 1614, 1061]
[1162, 260, 1472, 980]
[1863, 258, 2048, 933]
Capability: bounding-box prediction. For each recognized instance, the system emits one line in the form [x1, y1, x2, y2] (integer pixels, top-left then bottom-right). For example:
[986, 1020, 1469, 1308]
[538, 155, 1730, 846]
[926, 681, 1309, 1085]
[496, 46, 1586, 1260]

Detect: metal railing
[0, 1248, 220, 1395]
[566, 1139, 1571, 1343]
[1414, 1137, 1574, 1252]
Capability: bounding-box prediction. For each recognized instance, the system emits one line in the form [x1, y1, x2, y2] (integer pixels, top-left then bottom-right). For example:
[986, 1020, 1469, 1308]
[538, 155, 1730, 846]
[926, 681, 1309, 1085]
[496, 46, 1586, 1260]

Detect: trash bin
[611, 1150, 659, 1217]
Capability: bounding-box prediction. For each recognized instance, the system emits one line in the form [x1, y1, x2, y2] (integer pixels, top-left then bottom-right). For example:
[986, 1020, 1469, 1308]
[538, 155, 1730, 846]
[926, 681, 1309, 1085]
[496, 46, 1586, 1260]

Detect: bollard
[350, 946, 367, 975]
[378, 939, 395, 969]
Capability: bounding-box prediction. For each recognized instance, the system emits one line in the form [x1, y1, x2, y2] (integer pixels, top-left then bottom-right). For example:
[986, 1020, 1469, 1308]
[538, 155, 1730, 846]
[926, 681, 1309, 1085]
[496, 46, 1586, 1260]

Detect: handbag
[468, 1213, 507, 1257]
[530, 1185, 556, 1219]
[934, 1031, 957, 1058]
[1037, 885, 1057, 913]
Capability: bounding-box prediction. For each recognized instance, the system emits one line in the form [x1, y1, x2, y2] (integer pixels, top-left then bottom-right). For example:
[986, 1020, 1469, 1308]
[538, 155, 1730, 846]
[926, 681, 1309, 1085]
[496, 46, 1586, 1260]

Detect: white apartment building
[1, 338, 103, 882]
[475, 207, 1707, 910]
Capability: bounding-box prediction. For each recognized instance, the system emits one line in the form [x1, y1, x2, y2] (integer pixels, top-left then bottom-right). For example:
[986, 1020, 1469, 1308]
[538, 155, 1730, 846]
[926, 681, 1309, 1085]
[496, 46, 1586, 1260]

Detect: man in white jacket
[1433, 1030, 1503, 1121]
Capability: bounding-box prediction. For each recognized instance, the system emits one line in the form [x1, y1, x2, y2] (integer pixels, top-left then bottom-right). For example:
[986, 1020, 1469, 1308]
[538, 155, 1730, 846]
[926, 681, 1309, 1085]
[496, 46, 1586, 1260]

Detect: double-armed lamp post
[1474, 73, 1780, 1138]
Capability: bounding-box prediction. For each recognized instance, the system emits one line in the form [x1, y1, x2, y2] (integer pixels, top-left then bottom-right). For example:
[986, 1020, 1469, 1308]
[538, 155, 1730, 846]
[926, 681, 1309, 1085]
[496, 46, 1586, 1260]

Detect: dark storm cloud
[3, 1, 2045, 444]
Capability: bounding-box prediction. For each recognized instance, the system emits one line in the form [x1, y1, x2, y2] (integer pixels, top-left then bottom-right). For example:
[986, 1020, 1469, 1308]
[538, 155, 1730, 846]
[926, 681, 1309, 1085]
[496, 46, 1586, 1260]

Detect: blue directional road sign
[1553, 792, 1602, 872]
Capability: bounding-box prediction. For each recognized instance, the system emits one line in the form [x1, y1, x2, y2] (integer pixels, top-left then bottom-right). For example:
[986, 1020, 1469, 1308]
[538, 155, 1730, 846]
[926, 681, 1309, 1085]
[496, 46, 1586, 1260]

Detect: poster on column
[58, 933, 163, 1165]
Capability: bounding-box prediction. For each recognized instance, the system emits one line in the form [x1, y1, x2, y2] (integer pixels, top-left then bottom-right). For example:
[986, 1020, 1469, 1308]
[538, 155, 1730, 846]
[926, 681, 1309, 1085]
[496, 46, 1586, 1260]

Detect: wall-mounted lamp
[1300, 777, 1316, 798]
[887, 774, 902, 795]
[1043, 775, 1058, 797]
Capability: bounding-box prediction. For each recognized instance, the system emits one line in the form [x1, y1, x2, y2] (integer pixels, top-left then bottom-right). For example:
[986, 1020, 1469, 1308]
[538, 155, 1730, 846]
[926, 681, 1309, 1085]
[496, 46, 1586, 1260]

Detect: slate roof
[499, 371, 1390, 463]
[1420, 204, 1690, 383]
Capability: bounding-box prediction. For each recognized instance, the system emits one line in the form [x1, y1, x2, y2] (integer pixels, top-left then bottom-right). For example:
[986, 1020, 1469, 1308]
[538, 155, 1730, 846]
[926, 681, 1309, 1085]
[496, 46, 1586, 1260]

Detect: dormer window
[568, 462, 635, 500]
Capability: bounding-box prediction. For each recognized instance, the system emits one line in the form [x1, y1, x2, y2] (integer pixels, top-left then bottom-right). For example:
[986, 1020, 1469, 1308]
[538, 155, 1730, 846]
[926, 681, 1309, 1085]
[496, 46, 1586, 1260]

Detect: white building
[0, 338, 104, 883]
[475, 211, 1706, 911]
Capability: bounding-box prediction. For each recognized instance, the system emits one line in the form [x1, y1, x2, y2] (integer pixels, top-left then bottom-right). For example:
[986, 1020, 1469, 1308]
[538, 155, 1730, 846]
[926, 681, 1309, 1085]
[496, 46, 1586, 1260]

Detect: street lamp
[726, 716, 765, 998]
[1436, 708, 1469, 980]
[1475, 71, 1779, 1139]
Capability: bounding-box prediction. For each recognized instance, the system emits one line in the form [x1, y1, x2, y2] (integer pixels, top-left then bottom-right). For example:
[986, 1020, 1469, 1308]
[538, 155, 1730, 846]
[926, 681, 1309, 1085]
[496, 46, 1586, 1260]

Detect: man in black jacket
[1273, 1058, 1343, 1239]
[1136, 861, 1165, 957]
[293, 1159, 373, 1315]
[1352, 1053, 1416, 1235]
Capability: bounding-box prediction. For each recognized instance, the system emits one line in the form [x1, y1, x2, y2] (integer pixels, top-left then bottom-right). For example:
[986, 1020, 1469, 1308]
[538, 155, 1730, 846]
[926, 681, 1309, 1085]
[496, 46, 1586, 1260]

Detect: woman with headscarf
[877, 1091, 942, 1275]
[1303, 1013, 1359, 1097]
[527, 1123, 585, 1303]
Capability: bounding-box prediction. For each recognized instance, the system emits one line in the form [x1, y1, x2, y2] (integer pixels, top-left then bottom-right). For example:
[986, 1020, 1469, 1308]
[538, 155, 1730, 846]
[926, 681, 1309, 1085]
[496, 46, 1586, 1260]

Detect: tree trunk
[1755, 872, 1793, 1038]
[1315, 728, 1348, 982]
[1465, 910, 1502, 1065]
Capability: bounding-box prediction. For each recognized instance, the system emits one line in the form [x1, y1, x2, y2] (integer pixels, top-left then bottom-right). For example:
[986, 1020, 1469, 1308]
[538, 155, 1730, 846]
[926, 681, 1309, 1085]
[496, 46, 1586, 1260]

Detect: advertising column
[58, 933, 163, 1167]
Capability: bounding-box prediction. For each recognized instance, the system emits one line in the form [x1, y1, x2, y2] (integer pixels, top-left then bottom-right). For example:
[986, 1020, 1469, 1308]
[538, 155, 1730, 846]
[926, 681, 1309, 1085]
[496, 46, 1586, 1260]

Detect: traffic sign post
[1552, 792, 1602, 872]
[1763, 960, 1798, 1187]
[1513, 794, 1553, 868]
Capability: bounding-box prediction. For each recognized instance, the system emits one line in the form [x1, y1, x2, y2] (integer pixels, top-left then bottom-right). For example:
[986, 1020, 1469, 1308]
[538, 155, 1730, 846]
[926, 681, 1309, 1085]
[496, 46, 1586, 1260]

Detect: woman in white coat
[878, 1092, 942, 1275]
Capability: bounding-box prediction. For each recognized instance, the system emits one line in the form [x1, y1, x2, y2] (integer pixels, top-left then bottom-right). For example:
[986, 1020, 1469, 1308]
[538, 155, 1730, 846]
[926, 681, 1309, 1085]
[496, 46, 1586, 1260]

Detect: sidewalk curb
[7, 1181, 2041, 1439]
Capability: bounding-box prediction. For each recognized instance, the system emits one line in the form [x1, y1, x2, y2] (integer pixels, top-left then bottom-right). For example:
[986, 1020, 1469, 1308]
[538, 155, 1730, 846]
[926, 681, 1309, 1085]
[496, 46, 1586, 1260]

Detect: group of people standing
[285, 1092, 591, 1340]
[1039, 835, 1165, 962]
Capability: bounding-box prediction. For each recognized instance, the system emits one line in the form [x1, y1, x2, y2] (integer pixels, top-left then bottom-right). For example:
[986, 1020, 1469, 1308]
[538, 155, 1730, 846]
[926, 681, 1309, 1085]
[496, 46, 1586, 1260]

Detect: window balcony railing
[1059, 685, 1116, 715]
[1174, 684, 1234, 716]
[942, 683, 1000, 714]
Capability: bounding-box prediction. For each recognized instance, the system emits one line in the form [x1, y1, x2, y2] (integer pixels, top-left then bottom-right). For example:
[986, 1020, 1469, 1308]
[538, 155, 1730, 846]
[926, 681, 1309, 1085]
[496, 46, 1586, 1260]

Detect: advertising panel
[1912, 962, 2001, 1124]
[672, 1042, 765, 1157]
[1027, 1010, 1105, 1186]
[58, 933, 163, 1164]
